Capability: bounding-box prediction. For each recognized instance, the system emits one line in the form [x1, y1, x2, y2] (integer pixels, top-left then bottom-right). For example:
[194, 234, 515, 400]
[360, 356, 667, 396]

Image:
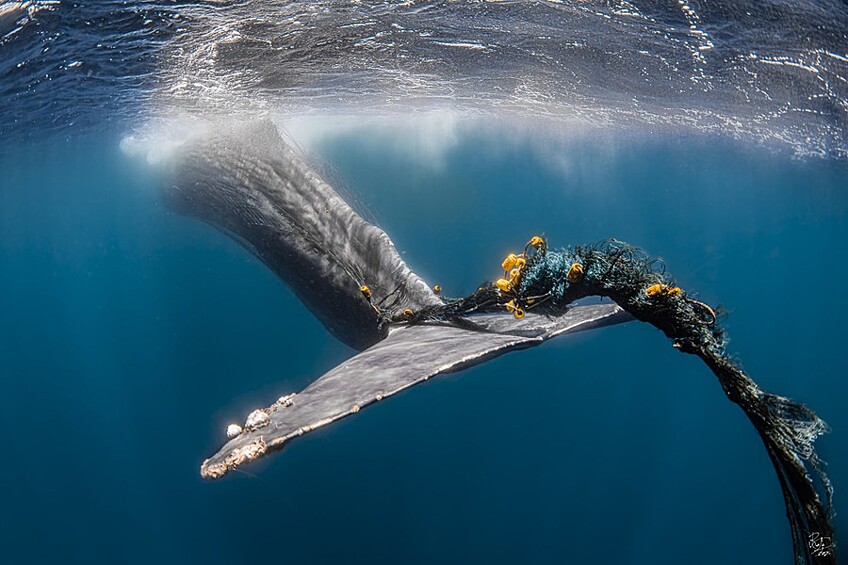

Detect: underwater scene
[1, 1, 846, 564]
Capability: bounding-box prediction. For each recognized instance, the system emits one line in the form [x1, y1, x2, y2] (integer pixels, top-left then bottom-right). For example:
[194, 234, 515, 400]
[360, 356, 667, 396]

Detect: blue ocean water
[2, 0, 847, 563]
[1, 126, 845, 564]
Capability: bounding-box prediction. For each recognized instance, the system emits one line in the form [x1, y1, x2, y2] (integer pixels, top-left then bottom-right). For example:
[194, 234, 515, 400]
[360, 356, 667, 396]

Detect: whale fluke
[200, 304, 629, 480]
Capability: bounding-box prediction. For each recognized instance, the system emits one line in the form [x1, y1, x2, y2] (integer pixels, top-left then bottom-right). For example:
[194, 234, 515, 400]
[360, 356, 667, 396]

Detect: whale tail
[167, 119, 442, 350]
[163, 120, 631, 479]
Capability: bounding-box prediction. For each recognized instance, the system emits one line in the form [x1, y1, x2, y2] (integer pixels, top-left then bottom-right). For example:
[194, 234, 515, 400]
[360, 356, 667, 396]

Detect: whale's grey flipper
[200, 304, 630, 479]
[168, 120, 441, 350]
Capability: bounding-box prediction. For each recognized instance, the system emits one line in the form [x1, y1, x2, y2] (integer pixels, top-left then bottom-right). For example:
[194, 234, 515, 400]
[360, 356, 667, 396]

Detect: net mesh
[412, 237, 835, 565]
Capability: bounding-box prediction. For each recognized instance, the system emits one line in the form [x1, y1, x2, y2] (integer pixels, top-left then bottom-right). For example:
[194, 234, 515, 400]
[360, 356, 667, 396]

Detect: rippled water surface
[2, 0, 847, 155]
[1, 1, 847, 564]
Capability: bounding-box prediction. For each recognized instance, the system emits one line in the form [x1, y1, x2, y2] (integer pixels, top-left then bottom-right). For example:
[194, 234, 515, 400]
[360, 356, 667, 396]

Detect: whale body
[164, 120, 630, 478]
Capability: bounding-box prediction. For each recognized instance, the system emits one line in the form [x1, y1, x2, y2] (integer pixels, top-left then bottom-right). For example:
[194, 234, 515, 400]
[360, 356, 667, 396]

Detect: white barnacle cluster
[271, 393, 296, 411]
[245, 409, 270, 431]
[202, 437, 269, 480]
[226, 393, 295, 438]
[224, 438, 267, 470]
[226, 423, 243, 438]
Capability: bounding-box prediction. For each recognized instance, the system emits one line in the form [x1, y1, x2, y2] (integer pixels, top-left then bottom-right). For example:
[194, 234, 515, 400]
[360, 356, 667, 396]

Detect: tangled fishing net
[405, 237, 835, 565]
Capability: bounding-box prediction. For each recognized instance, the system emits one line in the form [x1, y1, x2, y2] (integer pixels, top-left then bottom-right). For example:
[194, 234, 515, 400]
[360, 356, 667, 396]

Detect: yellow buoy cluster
[527, 236, 547, 252]
[495, 253, 526, 294]
[644, 283, 682, 298]
[359, 283, 384, 316]
[566, 262, 584, 283]
[642, 282, 716, 325]
[504, 300, 524, 319]
[494, 236, 547, 319]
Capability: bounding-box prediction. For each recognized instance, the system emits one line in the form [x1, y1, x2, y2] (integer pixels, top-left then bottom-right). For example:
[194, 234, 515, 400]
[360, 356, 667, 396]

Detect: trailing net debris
[410, 237, 835, 565]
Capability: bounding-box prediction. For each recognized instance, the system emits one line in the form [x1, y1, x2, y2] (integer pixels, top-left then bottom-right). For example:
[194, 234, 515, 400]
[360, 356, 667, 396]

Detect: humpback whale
[166, 120, 834, 565]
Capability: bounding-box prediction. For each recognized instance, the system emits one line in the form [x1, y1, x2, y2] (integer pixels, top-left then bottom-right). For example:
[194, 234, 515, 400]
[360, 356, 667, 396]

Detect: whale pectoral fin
[200, 304, 630, 479]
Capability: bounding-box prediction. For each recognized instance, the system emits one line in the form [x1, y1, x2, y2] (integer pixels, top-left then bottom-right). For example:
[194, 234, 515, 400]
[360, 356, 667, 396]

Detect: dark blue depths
[0, 130, 846, 564]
